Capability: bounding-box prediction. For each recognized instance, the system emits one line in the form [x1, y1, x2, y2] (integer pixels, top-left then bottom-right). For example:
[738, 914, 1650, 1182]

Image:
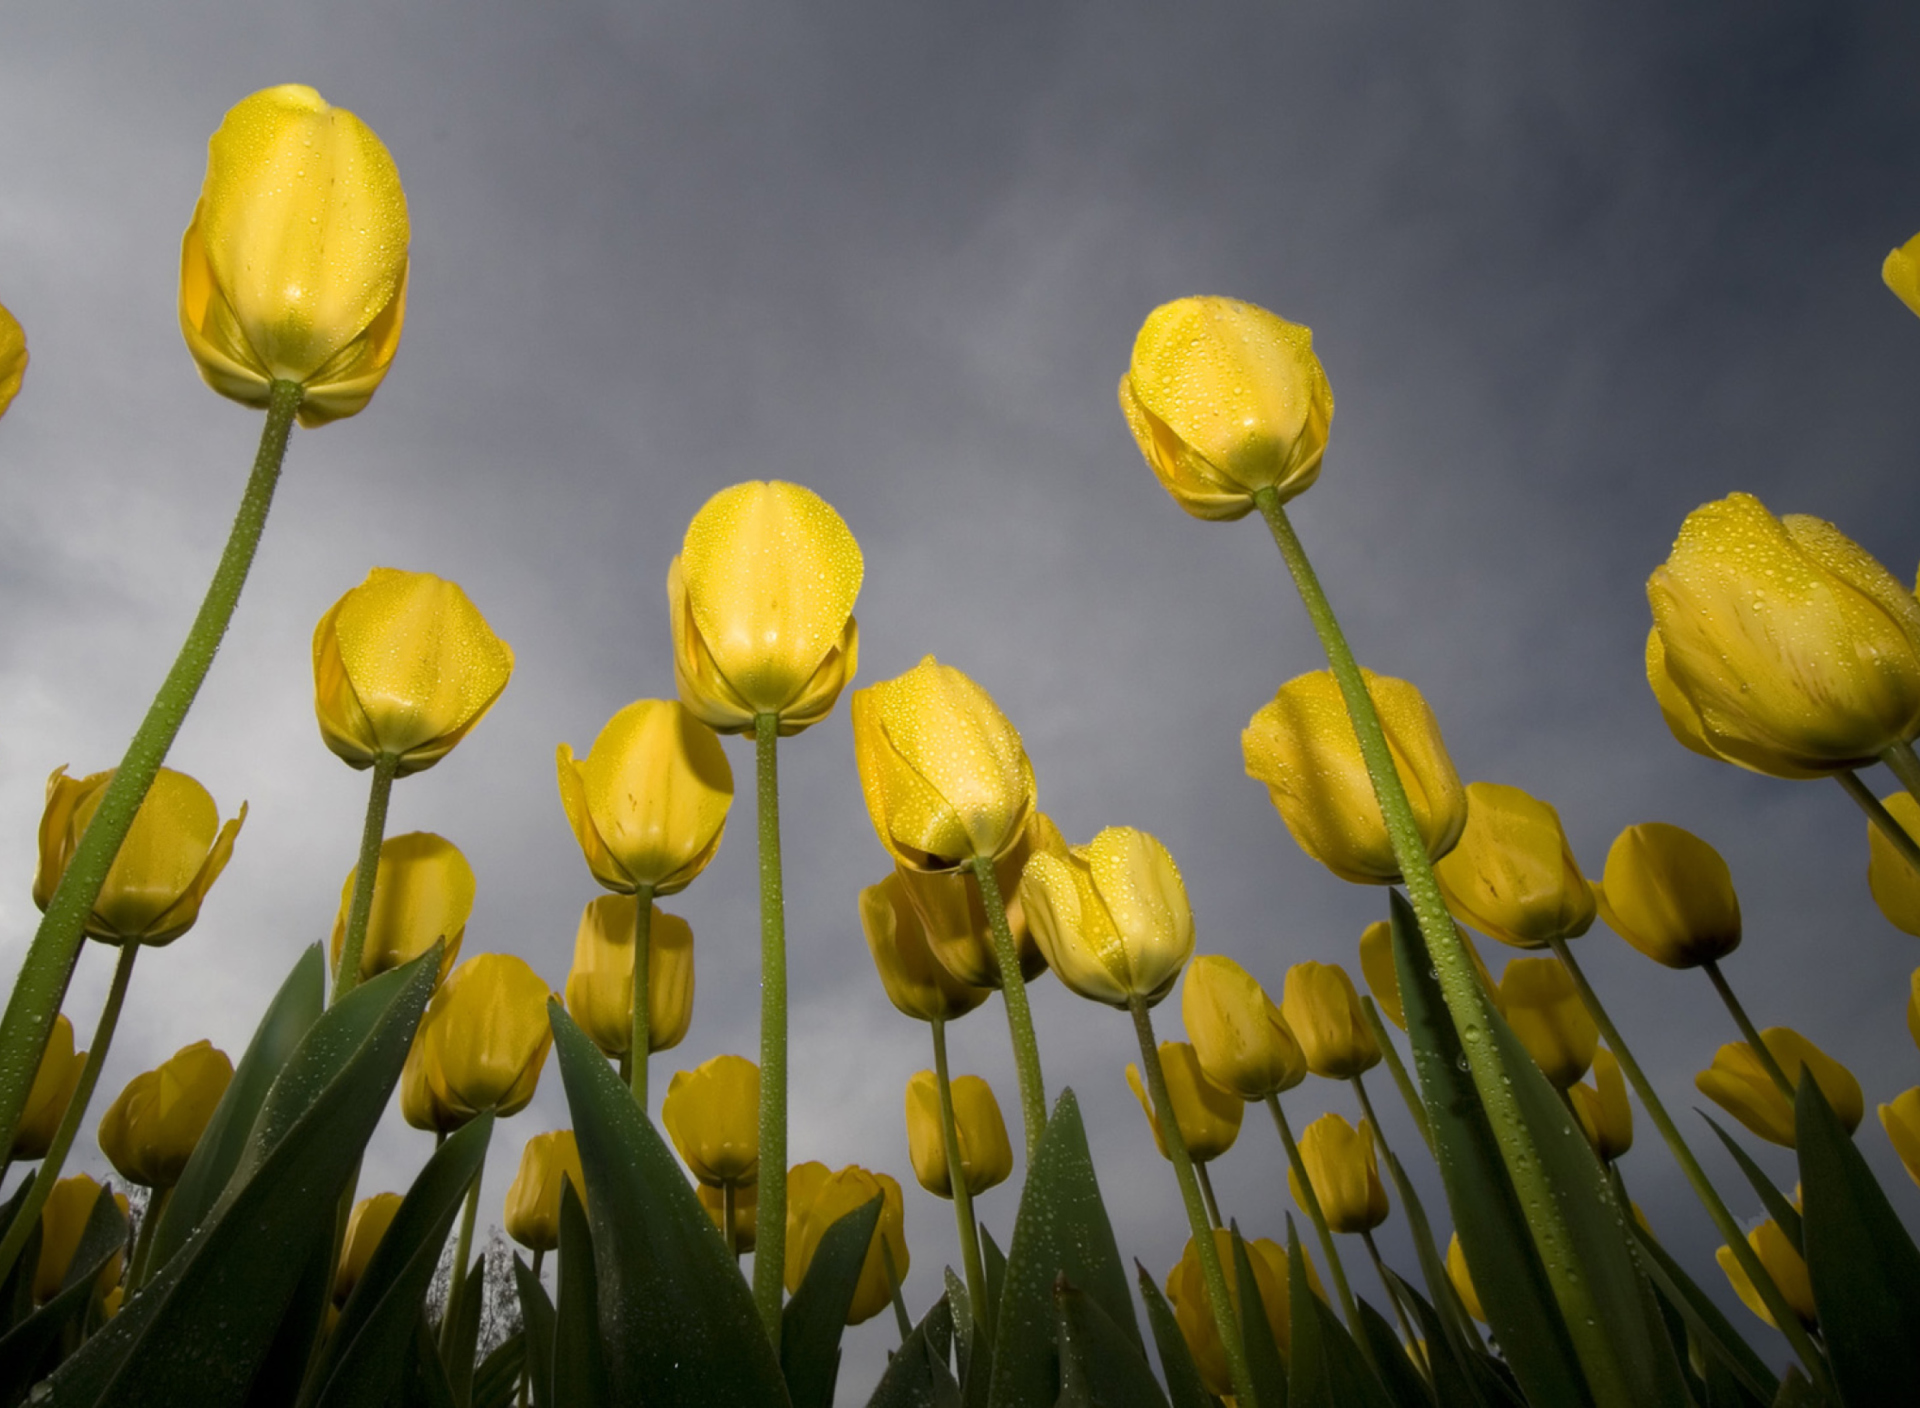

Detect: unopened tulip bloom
[179, 85, 409, 425]
[9, 1014, 85, 1161]
[699, 1180, 757, 1252]
[1695, 1027, 1863, 1148]
[1717, 1220, 1816, 1329]
[859, 872, 991, 1023]
[1166, 1231, 1313, 1393]
[564, 895, 694, 1058]
[669, 481, 863, 735]
[662, 1055, 759, 1187]
[784, 1162, 908, 1325]
[1358, 918, 1501, 1031]
[97, 1040, 233, 1188]
[1433, 782, 1595, 950]
[401, 954, 553, 1133]
[1290, 1114, 1388, 1234]
[0, 299, 24, 418]
[505, 1130, 585, 1254]
[1647, 493, 1920, 777]
[1569, 1047, 1633, 1161]
[35, 765, 244, 947]
[890, 814, 1052, 988]
[1880, 1087, 1920, 1186]
[1126, 1042, 1244, 1163]
[313, 569, 514, 776]
[1867, 793, 1920, 936]
[1498, 957, 1598, 1089]
[330, 831, 473, 984]
[1279, 962, 1378, 1078]
[1181, 955, 1304, 1099]
[1120, 296, 1334, 521]
[1243, 669, 1467, 884]
[1019, 825, 1194, 1008]
[1595, 822, 1741, 967]
[34, 1175, 126, 1304]
[556, 699, 733, 896]
[1445, 1234, 1486, 1323]
[905, 1071, 1012, 1198]
[1886, 230, 1920, 318]
[334, 1192, 403, 1304]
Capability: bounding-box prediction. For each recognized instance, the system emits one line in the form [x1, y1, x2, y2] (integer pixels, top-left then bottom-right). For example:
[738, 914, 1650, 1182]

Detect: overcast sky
[5, 1, 1920, 1395]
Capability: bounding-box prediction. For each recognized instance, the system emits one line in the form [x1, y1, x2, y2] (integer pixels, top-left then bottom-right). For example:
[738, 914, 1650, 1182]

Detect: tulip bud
[1358, 918, 1501, 1032]
[504, 1130, 585, 1254]
[1433, 782, 1595, 950]
[1120, 296, 1334, 521]
[669, 481, 863, 736]
[1646, 493, 1920, 777]
[0, 300, 24, 419]
[1880, 1087, 1920, 1187]
[1165, 1230, 1315, 1394]
[556, 699, 733, 897]
[563, 895, 694, 1059]
[890, 814, 1052, 989]
[180, 85, 409, 425]
[313, 569, 514, 776]
[1018, 825, 1194, 1009]
[859, 872, 991, 1023]
[1279, 962, 1379, 1079]
[1497, 956, 1598, 1090]
[1290, 1114, 1389, 1234]
[1593, 822, 1741, 968]
[97, 1040, 233, 1189]
[904, 1071, 1013, 1199]
[662, 1055, 759, 1187]
[1886, 230, 1920, 318]
[698, 1180, 757, 1252]
[1181, 955, 1304, 1099]
[1569, 1047, 1633, 1161]
[784, 1162, 908, 1325]
[9, 1014, 86, 1162]
[334, 1192, 403, 1305]
[35, 765, 245, 948]
[1867, 793, 1920, 937]
[1717, 1220, 1817, 1330]
[1242, 669, 1467, 885]
[400, 954, 553, 1133]
[330, 832, 473, 985]
[1445, 1234, 1486, 1323]
[34, 1175, 127, 1305]
[1125, 1042, 1244, 1164]
[1695, 1027, 1863, 1148]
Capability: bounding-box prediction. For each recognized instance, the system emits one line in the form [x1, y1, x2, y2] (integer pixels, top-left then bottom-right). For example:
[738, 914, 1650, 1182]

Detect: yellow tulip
[0, 299, 25, 418]
[1886, 230, 1920, 318]
[1569, 1047, 1633, 1161]
[334, 1192, 403, 1304]
[1120, 296, 1334, 521]
[1242, 669, 1467, 884]
[1433, 782, 1595, 950]
[1647, 493, 1920, 777]
[96, 1040, 233, 1188]
[1497, 957, 1598, 1090]
[1879, 1087, 1920, 1187]
[668, 481, 863, 735]
[556, 699, 733, 896]
[179, 85, 409, 426]
[1867, 793, 1920, 936]
[890, 813, 1053, 989]
[329, 831, 473, 985]
[1165, 1230, 1315, 1393]
[1695, 1027, 1863, 1148]
[698, 1180, 757, 1252]
[1279, 962, 1379, 1079]
[504, 1130, 585, 1254]
[400, 954, 553, 1133]
[9, 1014, 86, 1161]
[784, 1162, 909, 1325]
[1180, 955, 1305, 1099]
[1126, 1041, 1244, 1163]
[34, 765, 244, 947]
[1018, 825, 1194, 1008]
[1446, 1234, 1486, 1323]
[34, 1175, 127, 1305]
[1717, 1220, 1816, 1330]
[1290, 1114, 1388, 1234]
[1594, 822, 1740, 968]
[563, 895, 694, 1059]
[859, 872, 991, 1024]
[904, 1070, 1013, 1198]
[662, 1055, 759, 1187]
[1359, 918, 1501, 1032]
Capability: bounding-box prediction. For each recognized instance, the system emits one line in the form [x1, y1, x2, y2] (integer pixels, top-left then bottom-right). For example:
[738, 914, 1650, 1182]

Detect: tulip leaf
[1699, 1114, 1803, 1254]
[983, 1224, 1006, 1326]
[866, 1293, 961, 1408]
[782, 1194, 882, 1408]
[149, 943, 326, 1276]
[0, 1179, 41, 1336]
[1352, 1298, 1433, 1408]
[1795, 1076, 1920, 1405]
[943, 1266, 986, 1408]
[1134, 1262, 1217, 1408]
[471, 1331, 526, 1408]
[510, 1255, 555, 1408]
[1285, 1220, 1390, 1408]
[548, 1004, 787, 1406]
[552, 1177, 612, 1408]
[1230, 1225, 1287, 1408]
[0, 1180, 127, 1407]
[1384, 1271, 1515, 1408]
[298, 1114, 495, 1408]
[1768, 1367, 1819, 1408]
[444, 1246, 487, 1404]
[405, 1312, 461, 1408]
[1699, 1350, 1768, 1408]
[1053, 1272, 1170, 1408]
[241, 1232, 335, 1408]
[1622, 1205, 1776, 1403]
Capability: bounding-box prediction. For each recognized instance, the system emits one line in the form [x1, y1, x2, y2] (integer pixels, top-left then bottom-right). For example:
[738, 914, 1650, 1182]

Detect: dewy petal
[1019, 849, 1130, 1007]
[88, 770, 222, 940]
[1118, 374, 1254, 522]
[573, 700, 733, 896]
[668, 554, 758, 733]
[1085, 828, 1193, 1003]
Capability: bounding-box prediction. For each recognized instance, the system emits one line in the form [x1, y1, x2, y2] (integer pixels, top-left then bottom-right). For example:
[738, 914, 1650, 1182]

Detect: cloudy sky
[4, 0, 1920, 1395]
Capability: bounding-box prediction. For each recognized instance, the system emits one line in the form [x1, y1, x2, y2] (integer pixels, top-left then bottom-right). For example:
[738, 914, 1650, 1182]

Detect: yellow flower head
[34, 1175, 126, 1305]
[1881, 1087, 1920, 1187]
[904, 1070, 1013, 1199]
[9, 1014, 86, 1162]
[859, 872, 991, 1024]
[330, 831, 474, 986]
[1359, 917, 1501, 1032]
[1166, 1230, 1315, 1394]
[96, 1039, 233, 1189]
[662, 1055, 760, 1187]
[401, 954, 554, 1133]
[1569, 1047, 1633, 1162]
[1446, 1234, 1486, 1323]
[1018, 825, 1194, 1009]
[0, 299, 26, 419]
[1595, 822, 1740, 968]
[1885, 230, 1920, 319]
[1279, 961, 1379, 1079]
[1126, 1041, 1243, 1164]
[1717, 1220, 1817, 1330]
[1497, 956, 1598, 1090]
[1180, 955, 1304, 1099]
[334, 1192, 403, 1305]
[564, 894, 694, 1059]
[1291, 1113, 1389, 1234]
[1433, 782, 1595, 950]
[1867, 793, 1920, 937]
[698, 1179, 757, 1252]
[888, 814, 1053, 990]
[504, 1130, 585, 1254]
[1695, 1026, 1862, 1148]
[784, 1163, 908, 1325]
[180, 85, 409, 426]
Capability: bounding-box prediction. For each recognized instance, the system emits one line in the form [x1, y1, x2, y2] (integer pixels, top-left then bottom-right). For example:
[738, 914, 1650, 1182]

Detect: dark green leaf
[471, 1331, 525, 1408]
[1700, 1115, 1803, 1254]
[1135, 1262, 1217, 1408]
[1700, 1349, 1768, 1408]
[1624, 1205, 1776, 1403]
[1052, 1273, 1169, 1408]
[1769, 1367, 1820, 1408]
[0, 1180, 126, 1406]
[782, 1195, 881, 1408]
[405, 1312, 460, 1408]
[1230, 1226, 1286, 1408]
[1384, 1272, 1519, 1408]
[510, 1256, 554, 1408]
[444, 1246, 486, 1407]
[551, 1178, 611, 1408]
[0, 1177, 39, 1333]
[944, 1266, 987, 1408]
[1284, 1221, 1390, 1408]
[240, 1230, 333, 1408]
[867, 1294, 961, 1408]
[1353, 1298, 1434, 1408]
[983, 1225, 1006, 1328]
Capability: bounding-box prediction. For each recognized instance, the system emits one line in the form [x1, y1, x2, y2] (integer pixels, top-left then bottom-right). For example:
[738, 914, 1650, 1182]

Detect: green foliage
[1136, 1262, 1216, 1408]
[865, 1294, 960, 1408]
[0, 1179, 126, 1406]
[782, 1195, 882, 1408]
[551, 1177, 612, 1408]
[1230, 1226, 1287, 1408]
[1052, 1273, 1169, 1408]
[1284, 1220, 1391, 1408]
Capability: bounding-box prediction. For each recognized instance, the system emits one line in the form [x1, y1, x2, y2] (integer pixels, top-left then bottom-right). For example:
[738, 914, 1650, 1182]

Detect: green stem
[128, 1184, 172, 1293]
[931, 1019, 993, 1357]
[1880, 741, 1920, 815]
[1545, 934, 1833, 1398]
[1130, 998, 1255, 1407]
[1700, 960, 1796, 1105]
[1360, 996, 1433, 1155]
[968, 856, 1047, 1156]
[1836, 770, 1920, 877]
[1254, 487, 1624, 1399]
[751, 713, 788, 1349]
[1194, 1161, 1224, 1229]
[0, 380, 299, 1156]
[883, 1237, 913, 1343]
[1360, 1227, 1423, 1365]
[0, 941, 140, 1284]
[629, 885, 656, 1109]
[1350, 1074, 1431, 1361]
[439, 1166, 482, 1356]
[1265, 1094, 1361, 1333]
[332, 752, 398, 1003]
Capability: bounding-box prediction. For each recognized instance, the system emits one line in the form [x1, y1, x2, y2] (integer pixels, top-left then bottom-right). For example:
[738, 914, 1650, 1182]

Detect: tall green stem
[1254, 486, 1623, 1397]
[1836, 771, 1920, 876]
[968, 857, 1047, 1156]
[439, 1168, 482, 1356]
[1360, 1227, 1423, 1362]
[1264, 1094, 1360, 1332]
[1880, 741, 1920, 814]
[629, 885, 656, 1109]
[0, 941, 140, 1283]
[931, 1019, 992, 1356]
[0, 380, 299, 1155]
[1194, 1162, 1224, 1229]
[1130, 998, 1256, 1407]
[332, 752, 398, 1004]
[1359, 996, 1433, 1155]
[751, 713, 788, 1348]
[1700, 960, 1795, 1104]
[1350, 1073, 1429, 1357]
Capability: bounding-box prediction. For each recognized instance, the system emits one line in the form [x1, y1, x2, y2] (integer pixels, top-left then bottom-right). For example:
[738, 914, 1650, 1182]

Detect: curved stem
[1351, 1074, 1429, 1363]
[0, 941, 140, 1284]
[1265, 1094, 1360, 1332]
[629, 885, 656, 1109]
[0, 380, 299, 1155]
[1359, 996, 1433, 1155]
[968, 857, 1046, 1156]
[439, 1167, 482, 1356]
[931, 1019, 992, 1355]
[751, 713, 788, 1348]
[1130, 998, 1255, 1407]
[1700, 960, 1796, 1105]
[332, 752, 398, 1003]
[1836, 771, 1920, 877]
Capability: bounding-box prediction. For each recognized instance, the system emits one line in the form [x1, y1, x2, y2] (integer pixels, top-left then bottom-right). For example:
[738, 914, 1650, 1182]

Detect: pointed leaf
[1353, 1298, 1434, 1408]
[782, 1195, 881, 1408]
[1769, 1367, 1820, 1408]
[1285, 1219, 1391, 1408]
[445, 1245, 486, 1406]
[1624, 1207, 1776, 1404]
[983, 1225, 1006, 1327]
[1053, 1273, 1170, 1408]
[406, 1312, 460, 1408]
[1384, 1272, 1519, 1408]
[472, 1331, 525, 1408]
[241, 1232, 333, 1408]
[1135, 1263, 1216, 1408]
[1230, 1226, 1286, 1408]
[1700, 1115, 1803, 1254]
[552, 1177, 611, 1408]
[867, 1294, 962, 1408]
[510, 1255, 555, 1408]
[0, 1181, 127, 1406]
[944, 1266, 988, 1408]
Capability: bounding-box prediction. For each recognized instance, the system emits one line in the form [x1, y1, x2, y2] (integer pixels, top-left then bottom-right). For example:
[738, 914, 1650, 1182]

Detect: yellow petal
[1885, 231, 1920, 319]
[0, 300, 26, 419]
